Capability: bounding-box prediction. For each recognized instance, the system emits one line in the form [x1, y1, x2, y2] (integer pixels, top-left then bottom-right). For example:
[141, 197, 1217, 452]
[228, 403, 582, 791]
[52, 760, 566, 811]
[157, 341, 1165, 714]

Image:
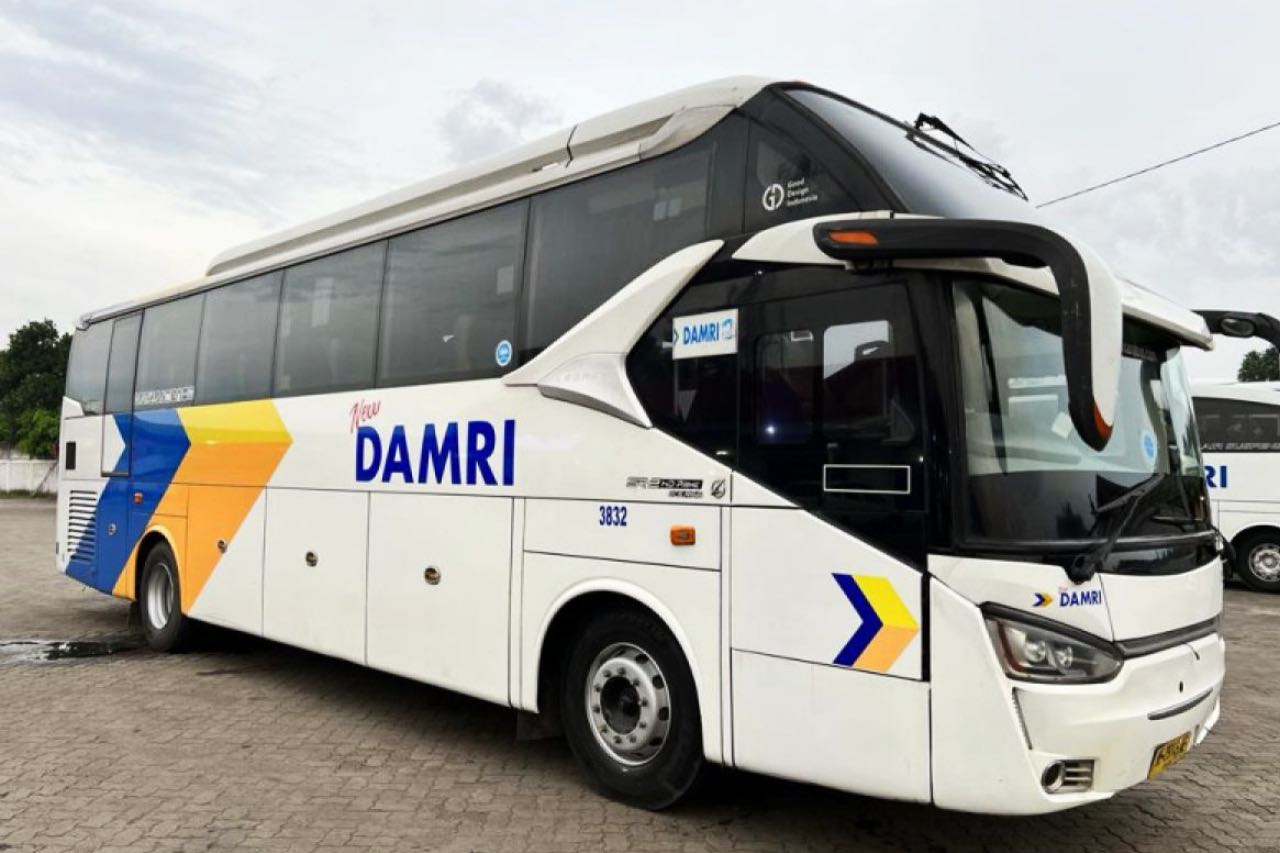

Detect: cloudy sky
[1, 0, 1277, 379]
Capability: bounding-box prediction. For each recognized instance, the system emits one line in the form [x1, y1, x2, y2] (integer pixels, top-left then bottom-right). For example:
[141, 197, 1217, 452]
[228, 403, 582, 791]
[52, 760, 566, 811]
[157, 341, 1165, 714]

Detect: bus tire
[561, 607, 702, 810]
[139, 542, 192, 651]
[1234, 529, 1280, 593]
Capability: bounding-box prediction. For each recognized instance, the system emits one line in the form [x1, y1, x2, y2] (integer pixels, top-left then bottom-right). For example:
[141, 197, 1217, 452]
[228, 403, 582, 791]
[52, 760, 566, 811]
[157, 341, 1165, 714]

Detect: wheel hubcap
[585, 643, 671, 766]
[1248, 544, 1280, 582]
[145, 563, 174, 630]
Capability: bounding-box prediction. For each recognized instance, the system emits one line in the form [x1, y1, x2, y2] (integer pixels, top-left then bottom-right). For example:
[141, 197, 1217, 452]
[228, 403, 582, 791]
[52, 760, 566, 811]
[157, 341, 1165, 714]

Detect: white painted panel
[189, 490, 266, 634]
[367, 494, 512, 704]
[59, 413, 104, 483]
[519, 552, 722, 764]
[100, 414, 126, 476]
[263, 489, 368, 664]
[731, 507, 923, 680]
[269, 381, 731, 506]
[524, 499, 719, 570]
[1203, 451, 1277, 506]
[1100, 559, 1222, 640]
[731, 650, 930, 801]
[928, 554, 1112, 640]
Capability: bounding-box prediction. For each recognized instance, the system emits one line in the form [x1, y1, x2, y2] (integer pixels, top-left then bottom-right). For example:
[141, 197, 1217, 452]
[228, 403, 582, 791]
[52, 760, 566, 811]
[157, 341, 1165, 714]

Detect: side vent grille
[66, 491, 97, 562]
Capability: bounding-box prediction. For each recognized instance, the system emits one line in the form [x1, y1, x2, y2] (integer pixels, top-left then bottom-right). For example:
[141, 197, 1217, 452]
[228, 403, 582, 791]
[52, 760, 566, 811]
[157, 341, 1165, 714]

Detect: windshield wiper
[1067, 474, 1165, 584]
[910, 113, 1029, 200]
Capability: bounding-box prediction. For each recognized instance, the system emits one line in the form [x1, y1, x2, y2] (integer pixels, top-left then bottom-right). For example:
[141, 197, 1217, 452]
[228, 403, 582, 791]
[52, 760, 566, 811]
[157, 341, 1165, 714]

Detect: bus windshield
[953, 279, 1208, 546]
[787, 88, 1045, 223]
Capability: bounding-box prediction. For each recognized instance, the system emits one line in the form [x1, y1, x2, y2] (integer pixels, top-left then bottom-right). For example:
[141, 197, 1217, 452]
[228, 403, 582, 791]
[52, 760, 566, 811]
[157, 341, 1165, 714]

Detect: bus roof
[81, 76, 777, 326]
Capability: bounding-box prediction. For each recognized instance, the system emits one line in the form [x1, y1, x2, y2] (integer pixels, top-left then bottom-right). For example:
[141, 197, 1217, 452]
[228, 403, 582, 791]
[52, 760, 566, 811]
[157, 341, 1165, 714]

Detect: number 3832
[598, 504, 628, 527]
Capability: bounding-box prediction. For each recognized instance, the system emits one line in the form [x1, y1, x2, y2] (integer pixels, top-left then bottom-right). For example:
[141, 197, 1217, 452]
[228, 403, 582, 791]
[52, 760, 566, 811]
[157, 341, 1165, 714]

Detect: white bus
[57, 77, 1224, 814]
[1190, 310, 1280, 592]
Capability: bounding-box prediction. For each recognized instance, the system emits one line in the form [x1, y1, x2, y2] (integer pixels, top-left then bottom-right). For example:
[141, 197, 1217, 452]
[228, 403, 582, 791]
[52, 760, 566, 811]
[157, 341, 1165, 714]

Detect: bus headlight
[984, 610, 1122, 684]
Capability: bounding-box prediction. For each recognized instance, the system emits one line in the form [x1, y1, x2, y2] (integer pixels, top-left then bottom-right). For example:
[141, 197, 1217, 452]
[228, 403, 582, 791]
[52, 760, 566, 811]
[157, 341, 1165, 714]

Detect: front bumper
[930, 580, 1225, 815]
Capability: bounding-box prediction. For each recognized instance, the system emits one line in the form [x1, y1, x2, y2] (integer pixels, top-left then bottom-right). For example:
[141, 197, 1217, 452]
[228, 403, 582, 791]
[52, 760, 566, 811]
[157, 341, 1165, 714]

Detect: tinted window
[104, 314, 141, 414]
[1195, 397, 1280, 452]
[65, 322, 112, 415]
[745, 119, 856, 231]
[275, 243, 385, 396]
[196, 273, 281, 404]
[135, 295, 204, 409]
[524, 144, 714, 354]
[380, 202, 525, 385]
[787, 88, 1041, 223]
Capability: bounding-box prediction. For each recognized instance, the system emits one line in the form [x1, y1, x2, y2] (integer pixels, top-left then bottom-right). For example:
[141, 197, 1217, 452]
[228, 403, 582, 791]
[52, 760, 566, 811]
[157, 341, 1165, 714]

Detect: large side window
[196, 273, 281, 404]
[275, 243, 385, 397]
[523, 141, 715, 355]
[1195, 397, 1280, 452]
[135, 295, 204, 409]
[104, 314, 141, 414]
[380, 202, 525, 386]
[65, 322, 112, 415]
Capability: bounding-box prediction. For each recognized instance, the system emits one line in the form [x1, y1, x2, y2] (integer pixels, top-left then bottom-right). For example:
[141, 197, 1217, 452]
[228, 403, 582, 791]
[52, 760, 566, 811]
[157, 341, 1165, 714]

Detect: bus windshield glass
[787, 88, 1044, 223]
[953, 279, 1207, 545]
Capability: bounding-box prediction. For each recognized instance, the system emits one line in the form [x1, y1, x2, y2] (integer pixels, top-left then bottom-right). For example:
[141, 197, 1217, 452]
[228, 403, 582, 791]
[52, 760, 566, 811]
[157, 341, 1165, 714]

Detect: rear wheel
[1234, 530, 1280, 593]
[139, 542, 192, 651]
[561, 608, 702, 809]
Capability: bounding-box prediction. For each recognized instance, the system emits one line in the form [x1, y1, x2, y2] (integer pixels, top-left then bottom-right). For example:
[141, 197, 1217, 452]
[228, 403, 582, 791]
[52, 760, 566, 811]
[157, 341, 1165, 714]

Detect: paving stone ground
[1, 498, 1277, 852]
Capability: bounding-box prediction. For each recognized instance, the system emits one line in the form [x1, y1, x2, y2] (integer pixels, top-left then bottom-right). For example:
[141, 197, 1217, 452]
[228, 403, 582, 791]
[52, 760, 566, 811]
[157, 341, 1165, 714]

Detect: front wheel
[1234, 530, 1280, 593]
[139, 542, 192, 651]
[561, 608, 703, 809]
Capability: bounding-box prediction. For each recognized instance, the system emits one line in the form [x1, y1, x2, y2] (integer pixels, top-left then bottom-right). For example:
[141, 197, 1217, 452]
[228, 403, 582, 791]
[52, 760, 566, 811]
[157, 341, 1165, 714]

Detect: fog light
[1041, 759, 1095, 794]
[1041, 761, 1066, 793]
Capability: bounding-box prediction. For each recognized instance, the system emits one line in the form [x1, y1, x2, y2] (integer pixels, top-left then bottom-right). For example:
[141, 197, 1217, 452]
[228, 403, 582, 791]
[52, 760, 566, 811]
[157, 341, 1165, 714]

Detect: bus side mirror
[813, 218, 1121, 452]
[1196, 310, 1280, 350]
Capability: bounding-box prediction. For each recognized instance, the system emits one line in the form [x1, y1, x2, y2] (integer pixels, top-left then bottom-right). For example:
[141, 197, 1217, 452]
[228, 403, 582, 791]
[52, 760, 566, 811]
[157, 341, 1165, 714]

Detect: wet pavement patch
[0, 638, 140, 664]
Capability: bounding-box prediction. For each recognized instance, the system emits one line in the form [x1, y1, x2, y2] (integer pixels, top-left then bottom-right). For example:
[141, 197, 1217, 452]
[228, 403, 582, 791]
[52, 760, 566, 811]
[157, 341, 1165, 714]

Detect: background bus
[1193, 380, 1280, 592]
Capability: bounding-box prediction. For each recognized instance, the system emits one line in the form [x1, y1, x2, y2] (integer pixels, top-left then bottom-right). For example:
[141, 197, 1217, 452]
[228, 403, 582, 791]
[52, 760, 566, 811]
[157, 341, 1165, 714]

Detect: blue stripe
[832, 573, 883, 667]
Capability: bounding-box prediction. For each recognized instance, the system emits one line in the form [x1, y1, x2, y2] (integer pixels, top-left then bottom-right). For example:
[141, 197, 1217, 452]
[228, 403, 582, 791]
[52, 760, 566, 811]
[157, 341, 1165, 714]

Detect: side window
[135, 295, 204, 409]
[745, 119, 857, 231]
[524, 142, 714, 355]
[1195, 397, 1280, 452]
[756, 330, 816, 444]
[196, 273, 281, 404]
[380, 202, 525, 386]
[275, 243, 385, 397]
[741, 277, 922, 509]
[104, 314, 141, 414]
[65, 322, 112, 415]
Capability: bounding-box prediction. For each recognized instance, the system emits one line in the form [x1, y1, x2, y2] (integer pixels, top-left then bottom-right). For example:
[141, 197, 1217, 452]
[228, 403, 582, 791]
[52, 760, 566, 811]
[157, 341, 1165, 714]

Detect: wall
[0, 460, 57, 495]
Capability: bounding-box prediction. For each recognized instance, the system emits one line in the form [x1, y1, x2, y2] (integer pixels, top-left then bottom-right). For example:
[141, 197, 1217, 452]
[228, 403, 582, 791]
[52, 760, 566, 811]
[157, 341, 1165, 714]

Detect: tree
[1238, 347, 1280, 382]
[0, 319, 71, 458]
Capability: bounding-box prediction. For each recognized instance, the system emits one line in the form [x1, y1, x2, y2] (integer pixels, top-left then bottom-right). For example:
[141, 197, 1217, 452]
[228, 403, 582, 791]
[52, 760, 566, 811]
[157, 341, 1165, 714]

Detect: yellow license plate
[1148, 731, 1193, 779]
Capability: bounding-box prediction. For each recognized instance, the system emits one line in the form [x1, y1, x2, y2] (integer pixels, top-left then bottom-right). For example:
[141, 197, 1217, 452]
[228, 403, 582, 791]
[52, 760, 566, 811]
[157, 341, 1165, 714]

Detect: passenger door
[728, 275, 930, 800]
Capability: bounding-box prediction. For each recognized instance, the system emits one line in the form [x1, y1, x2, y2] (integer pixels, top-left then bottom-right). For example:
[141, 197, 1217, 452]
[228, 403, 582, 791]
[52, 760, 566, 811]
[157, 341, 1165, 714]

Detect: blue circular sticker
[1141, 431, 1158, 465]
[495, 339, 513, 367]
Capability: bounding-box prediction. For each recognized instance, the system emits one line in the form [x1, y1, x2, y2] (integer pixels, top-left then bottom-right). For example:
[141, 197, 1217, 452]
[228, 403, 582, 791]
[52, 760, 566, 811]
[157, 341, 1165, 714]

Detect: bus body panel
[1099, 559, 1222, 640]
[367, 492, 513, 705]
[186, 487, 266, 635]
[929, 555, 1113, 641]
[518, 551, 723, 764]
[524, 498, 721, 571]
[729, 506, 923, 680]
[262, 488, 369, 665]
[731, 649, 930, 802]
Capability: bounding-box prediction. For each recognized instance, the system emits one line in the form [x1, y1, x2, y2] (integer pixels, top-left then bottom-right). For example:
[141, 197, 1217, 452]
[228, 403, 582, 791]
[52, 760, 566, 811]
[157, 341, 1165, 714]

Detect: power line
[1037, 119, 1280, 208]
